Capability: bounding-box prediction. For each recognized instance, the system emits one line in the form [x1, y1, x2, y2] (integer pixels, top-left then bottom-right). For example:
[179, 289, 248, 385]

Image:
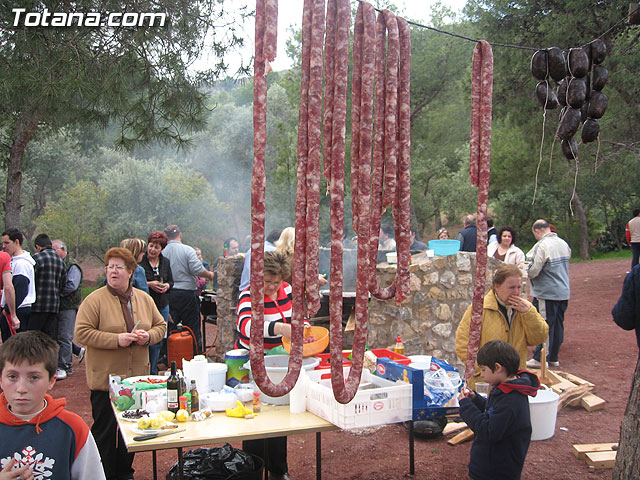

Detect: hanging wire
[356, 0, 639, 51]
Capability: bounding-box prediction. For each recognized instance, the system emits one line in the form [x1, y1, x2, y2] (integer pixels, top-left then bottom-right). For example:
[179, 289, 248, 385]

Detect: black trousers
[28, 311, 58, 339]
[168, 289, 202, 353]
[242, 437, 288, 475]
[90, 390, 135, 480]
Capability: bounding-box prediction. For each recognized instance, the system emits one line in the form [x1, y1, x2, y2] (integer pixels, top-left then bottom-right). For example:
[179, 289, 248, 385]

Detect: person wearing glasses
[74, 247, 166, 480]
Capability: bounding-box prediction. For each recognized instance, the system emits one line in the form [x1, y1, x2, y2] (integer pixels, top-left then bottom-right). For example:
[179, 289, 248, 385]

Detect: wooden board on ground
[555, 371, 595, 387]
[585, 451, 617, 469]
[581, 393, 606, 412]
[447, 428, 474, 445]
[572, 442, 618, 459]
[558, 384, 593, 410]
[443, 421, 468, 436]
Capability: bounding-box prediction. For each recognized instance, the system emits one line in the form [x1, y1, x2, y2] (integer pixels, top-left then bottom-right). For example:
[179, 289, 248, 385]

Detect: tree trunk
[572, 191, 590, 259]
[5, 109, 40, 230]
[613, 356, 640, 479]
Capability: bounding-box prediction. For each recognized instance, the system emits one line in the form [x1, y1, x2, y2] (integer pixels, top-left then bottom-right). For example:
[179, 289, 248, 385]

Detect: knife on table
[133, 427, 186, 441]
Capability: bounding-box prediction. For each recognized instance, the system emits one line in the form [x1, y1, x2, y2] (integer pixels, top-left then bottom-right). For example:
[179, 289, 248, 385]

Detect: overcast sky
[197, 0, 467, 74]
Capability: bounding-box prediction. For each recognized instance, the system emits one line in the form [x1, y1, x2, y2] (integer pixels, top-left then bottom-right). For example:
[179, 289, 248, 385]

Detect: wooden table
[115, 404, 338, 480]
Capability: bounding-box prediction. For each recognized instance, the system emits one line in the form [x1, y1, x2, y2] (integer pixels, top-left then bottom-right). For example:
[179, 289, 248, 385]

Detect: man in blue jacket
[612, 264, 640, 351]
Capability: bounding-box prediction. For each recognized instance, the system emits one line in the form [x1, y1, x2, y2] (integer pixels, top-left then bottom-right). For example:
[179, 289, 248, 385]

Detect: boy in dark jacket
[458, 340, 540, 480]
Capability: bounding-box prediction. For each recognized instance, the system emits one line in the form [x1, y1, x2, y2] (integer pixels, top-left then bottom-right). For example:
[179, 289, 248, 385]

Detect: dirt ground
[51, 257, 637, 479]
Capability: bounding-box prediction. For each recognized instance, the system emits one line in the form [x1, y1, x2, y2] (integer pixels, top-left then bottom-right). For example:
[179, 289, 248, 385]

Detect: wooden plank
[572, 443, 618, 460]
[443, 421, 468, 436]
[557, 384, 593, 410]
[585, 450, 616, 469]
[581, 393, 606, 412]
[447, 428, 474, 445]
[555, 371, 594, 387]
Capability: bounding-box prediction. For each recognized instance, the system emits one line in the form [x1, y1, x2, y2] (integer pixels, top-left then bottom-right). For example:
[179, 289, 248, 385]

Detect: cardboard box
[376, 358, 460, 421]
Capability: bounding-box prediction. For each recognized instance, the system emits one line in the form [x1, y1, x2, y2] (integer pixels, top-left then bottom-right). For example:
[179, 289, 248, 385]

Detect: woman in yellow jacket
[456, 264, 548, 388]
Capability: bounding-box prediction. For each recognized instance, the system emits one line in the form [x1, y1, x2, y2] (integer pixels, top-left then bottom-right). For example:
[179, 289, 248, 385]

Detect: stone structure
[214, 255, 244, 362]
[214, 251, 501, 372]
[369, 252, 500, 371]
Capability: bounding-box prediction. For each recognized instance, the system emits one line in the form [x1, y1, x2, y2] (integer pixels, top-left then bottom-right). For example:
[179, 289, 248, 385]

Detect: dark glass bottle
[167, 361, 180, 414]
[189, 379, 199, 413]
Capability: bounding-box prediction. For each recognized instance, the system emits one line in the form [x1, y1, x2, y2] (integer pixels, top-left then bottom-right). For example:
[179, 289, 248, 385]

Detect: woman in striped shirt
[236, 250, 297, 480]
[236, 251, 294, 350]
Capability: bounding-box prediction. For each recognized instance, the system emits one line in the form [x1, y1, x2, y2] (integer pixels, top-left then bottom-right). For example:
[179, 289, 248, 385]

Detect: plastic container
[201, 391, 238, 411]
[314, 351, 352, 370]
[182, 355, 209, 395]
[225, 349, 250, 387]
[529, 386, 559, 441]
[289, 370, 307, 414]
[370, 348, 411, 365]
[306, 369, 412, 429]
[427, 239, 461, 256]
[208, 363, 228, 392]
[386, 252, 397, 264]
[244, 355, 320, 405]
[281, 326, 330, 357]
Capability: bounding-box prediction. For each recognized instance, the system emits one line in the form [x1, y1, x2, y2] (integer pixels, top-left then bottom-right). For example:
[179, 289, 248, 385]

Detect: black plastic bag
[167, 443, 264, 480]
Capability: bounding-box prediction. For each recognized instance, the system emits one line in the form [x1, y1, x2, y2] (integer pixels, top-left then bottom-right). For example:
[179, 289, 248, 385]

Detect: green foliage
[36, 151, 226, 256]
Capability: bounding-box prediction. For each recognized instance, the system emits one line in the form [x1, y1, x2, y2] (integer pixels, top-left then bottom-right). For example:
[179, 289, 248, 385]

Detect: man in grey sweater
[525, 219, 571, 368]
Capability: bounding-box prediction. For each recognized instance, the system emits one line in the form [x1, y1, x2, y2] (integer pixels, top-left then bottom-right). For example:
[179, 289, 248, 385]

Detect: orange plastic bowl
[281, 326, 329, 358]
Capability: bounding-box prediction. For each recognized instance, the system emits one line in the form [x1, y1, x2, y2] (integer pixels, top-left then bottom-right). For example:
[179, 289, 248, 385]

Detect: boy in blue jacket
[458, 340, 540, 480]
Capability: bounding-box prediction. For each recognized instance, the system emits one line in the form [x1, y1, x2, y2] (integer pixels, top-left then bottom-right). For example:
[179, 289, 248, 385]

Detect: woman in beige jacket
[455, 264, 548, 388]
[75, 247, 166, 480]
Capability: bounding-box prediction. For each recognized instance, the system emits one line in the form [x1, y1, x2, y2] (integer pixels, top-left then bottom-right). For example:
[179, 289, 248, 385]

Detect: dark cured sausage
[393, 16, 412, 304]
[368, 10, 411, 304]
[330, 0, 372, 404]
[250, 0, 304, 397]
[465, 40, 494, 380]
[381, 10, 399, 209]
[303, 0, 325, 318]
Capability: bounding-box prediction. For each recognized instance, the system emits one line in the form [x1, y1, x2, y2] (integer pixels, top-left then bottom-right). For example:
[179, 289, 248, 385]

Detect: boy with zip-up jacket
[458, 340, 540, 480]
[0, 331, 104, 480]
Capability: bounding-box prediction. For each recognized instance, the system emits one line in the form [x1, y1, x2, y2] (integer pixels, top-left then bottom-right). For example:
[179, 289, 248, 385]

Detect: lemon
[137, 417, 151, 430]
[176, 409, 189, 422]
[150, 416, 166, 429]
[159, 410, 176, 422]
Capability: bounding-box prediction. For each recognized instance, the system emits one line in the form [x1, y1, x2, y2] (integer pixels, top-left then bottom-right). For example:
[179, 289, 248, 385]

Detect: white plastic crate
[306, 369, 412, 429]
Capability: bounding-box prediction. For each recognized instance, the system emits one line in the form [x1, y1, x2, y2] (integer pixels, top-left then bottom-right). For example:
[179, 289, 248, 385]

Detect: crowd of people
[1, 210, 638, 480]
[0, 224, 216, 480]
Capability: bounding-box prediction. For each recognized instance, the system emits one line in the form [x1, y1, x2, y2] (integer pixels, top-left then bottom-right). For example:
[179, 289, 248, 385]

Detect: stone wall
[214, 251, 501, 371]
[214, 255, 244, 362]
[369, 252, 500, 370]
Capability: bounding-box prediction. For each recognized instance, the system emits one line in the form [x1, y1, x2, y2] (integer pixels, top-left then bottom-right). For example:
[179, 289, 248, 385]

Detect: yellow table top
[115, 404, 338, 453]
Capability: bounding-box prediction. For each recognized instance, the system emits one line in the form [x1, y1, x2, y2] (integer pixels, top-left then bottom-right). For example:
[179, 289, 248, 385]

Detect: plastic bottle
[179, 395, 188, 412]
[167, 361, 180, 414]
[289, 370, 307, 414]
[190, 379, 199, 413]
[394, 336, 405, 355]
[252, 390, 261, 413]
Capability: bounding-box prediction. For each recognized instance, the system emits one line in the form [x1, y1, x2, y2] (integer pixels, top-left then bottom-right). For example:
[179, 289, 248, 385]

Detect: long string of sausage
[464, 40, 494, 379]
[250, 0, 305, 397]
[367, 10, 410, 304]
[329, 0, 371, 404]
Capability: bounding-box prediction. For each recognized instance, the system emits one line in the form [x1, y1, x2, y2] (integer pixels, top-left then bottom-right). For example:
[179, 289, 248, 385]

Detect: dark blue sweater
[612, 264, 640, 351]
[459, 371, 540, 480]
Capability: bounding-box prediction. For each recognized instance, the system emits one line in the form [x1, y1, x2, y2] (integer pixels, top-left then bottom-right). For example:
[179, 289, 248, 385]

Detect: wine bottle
[167, 361, 180, 414]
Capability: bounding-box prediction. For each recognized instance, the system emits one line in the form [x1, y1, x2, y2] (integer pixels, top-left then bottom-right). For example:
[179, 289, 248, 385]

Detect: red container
[315, 351, 352, 370]
[314, 348, 410, 370]
[370, 348, 411, 365]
